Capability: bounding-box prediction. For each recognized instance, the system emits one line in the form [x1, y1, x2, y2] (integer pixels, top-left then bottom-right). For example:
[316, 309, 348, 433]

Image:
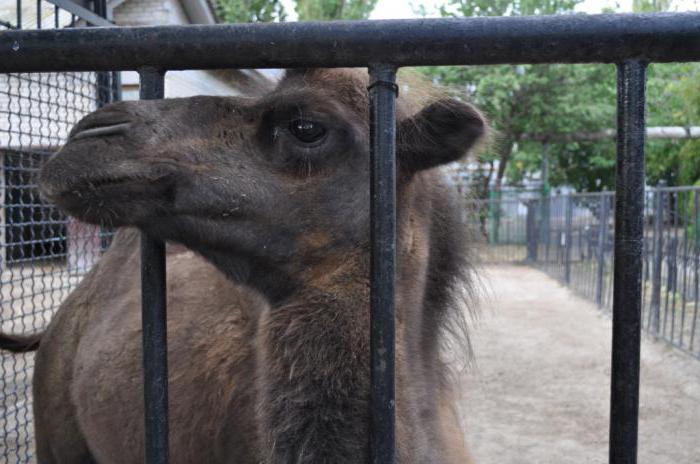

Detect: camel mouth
[41, 171, 175, 207]
[69, 122, 132, 141]
[56, 174, 173, 198]
[74, 176, 145, 192]
[41, 172, 177, 226]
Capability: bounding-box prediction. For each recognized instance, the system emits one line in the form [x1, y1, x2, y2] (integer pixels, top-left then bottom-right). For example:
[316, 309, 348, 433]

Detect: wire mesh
[471, 187, 700, 360]
[0, 2, 117, 462]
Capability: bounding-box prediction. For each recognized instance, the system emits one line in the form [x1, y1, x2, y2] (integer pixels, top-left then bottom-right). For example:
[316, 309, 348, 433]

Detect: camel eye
[289, 119, 326, 144]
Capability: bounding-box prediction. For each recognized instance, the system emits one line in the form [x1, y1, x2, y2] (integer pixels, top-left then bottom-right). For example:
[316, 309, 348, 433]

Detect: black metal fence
[1, 10, 699, 464]
[0, 1, 116, 462]
[472, 186, 700, 359]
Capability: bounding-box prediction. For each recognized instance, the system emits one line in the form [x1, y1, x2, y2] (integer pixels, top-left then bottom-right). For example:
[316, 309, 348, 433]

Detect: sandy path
[459, 265, 700, 464]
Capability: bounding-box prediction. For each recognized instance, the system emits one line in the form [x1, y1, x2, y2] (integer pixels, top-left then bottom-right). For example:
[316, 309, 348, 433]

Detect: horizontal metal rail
[1, 13, 699, 72]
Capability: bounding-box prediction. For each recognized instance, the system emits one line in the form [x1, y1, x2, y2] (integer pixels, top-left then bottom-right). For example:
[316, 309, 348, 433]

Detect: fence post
[695, 189, 700, 249]
[564, 195, 573, 284]
[596, 194, 610, 306]
[488, 189, 500, 245]
[609, 59, 646, 464]
[526, 199, 538, 262]
[540, 144, 551, 247]
[368, 63, 397, 464]
[651, 188, 663, 335]
[667, 236, 678, 300]
[139, 67, 169, 464]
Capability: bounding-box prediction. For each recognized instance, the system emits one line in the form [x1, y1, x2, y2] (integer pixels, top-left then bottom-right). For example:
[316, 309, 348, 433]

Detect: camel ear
[397, 99, 487, 173]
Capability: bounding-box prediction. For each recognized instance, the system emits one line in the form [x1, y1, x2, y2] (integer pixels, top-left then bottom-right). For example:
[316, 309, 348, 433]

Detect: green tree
[217, 0, 287, 23]
[637, 0, 700, 187]
[428, 0, 700, 196]
[217, 0, 378, 22]
[296, 0, 378, 20]
[632, 0, 671, 12]
[645, 62, 700, 187]
[426, 0, 620, 197]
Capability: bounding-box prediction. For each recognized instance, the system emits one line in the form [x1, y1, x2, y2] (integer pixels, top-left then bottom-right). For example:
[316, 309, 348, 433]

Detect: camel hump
[0, 332, 42, 353]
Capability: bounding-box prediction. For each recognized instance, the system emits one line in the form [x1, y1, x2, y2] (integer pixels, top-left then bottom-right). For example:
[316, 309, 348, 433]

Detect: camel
[0, 68, 487, 463]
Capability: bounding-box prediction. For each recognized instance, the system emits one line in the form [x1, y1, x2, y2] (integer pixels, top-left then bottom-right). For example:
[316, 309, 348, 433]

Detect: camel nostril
[70, 122, 132, 141]
[69, 110, 135, 141]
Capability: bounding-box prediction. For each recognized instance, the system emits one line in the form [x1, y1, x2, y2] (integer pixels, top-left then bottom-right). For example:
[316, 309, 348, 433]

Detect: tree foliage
[425, 0, 700, 196]
[425, 0, 622, 196]
[217, 0, 377, 22]
[217, 0, 287, 23]
[646, 62, 700, 187]
[634, 0, 700, 188]
[296, 0, 378, 20]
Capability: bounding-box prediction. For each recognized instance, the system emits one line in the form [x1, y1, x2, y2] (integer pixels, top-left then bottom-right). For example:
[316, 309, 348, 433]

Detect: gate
[472, 187, 700, 359]
[2, 11, 700, 464]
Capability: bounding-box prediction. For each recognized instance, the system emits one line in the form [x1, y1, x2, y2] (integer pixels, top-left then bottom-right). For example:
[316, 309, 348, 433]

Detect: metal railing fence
[472, 186, 700, 359]
[1, 10, 700, 464]
[0, 1, 116, 462]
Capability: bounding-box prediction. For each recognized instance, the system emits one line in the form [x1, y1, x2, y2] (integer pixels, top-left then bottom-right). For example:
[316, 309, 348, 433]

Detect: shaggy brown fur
[1, 68, 486, 463]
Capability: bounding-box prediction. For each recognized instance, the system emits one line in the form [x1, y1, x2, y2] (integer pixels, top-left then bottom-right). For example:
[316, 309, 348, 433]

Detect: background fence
[0, 2, 117, 462]
[470, 186, 700, 359]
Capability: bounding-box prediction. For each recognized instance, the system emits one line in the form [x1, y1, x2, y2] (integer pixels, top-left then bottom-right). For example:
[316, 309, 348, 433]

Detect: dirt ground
[459, 265, 700, 464]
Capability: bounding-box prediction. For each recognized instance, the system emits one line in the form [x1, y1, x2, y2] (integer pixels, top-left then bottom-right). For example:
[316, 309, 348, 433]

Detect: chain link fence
[1, 2, 118, 462]
[470, 186, 700, 359]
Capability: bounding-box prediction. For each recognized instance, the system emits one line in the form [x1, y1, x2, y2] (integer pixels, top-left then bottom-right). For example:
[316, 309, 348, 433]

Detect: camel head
[39, 69, 486, 301]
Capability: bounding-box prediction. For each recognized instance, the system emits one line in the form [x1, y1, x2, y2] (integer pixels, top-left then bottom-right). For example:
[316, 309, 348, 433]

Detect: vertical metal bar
[565, 195, 573, 284]
[36, 0, 41, 29]
[596, 195, 610, 306]
[540, 144, 551, 247]
[651, 188, 663, 334]
[95, 0, 107, 17]
[112, 71, 123, 102]
[690, 190, 700, 353]
[679, 191, 689, 348]
[669, 196, 679, 343]
[16, 0, 21, 29]
[526, 200, 538, 262]
[662, 194, 671, 336]
[644, 191, 653, 333]
[489, 189, 500, 245]
[368, 63, 397, 464]
[94, 0, 111, 107]
[138, 67, 169, 464]
[609, 59, 647, 464]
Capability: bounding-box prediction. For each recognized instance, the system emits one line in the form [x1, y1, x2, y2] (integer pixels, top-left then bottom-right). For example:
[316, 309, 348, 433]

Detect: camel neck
[253, 269, 372, 463]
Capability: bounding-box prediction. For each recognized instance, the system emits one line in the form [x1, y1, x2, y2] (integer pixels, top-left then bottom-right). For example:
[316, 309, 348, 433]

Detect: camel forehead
[273, 68, 432, 121]
[275, 68, 370, 115]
